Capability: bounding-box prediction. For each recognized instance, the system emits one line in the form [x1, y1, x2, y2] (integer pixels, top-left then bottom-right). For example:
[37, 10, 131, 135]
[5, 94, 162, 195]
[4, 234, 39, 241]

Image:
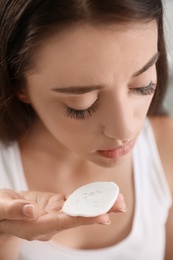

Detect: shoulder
[149, 116, 173, 259]
[149, 116, 173, 138]
[149, 116, 173, 194]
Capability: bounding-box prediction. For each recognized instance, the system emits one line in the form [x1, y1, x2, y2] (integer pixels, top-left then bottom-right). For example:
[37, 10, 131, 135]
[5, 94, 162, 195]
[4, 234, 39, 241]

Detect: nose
[101, 96, 135, 141]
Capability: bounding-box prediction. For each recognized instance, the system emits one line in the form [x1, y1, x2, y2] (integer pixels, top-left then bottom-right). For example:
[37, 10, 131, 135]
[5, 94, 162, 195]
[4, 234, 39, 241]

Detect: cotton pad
[62, 182, 119, 217]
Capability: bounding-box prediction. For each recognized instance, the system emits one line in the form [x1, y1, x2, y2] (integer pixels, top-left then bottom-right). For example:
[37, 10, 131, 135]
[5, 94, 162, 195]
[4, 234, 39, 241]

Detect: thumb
[52, 212, 111, 232]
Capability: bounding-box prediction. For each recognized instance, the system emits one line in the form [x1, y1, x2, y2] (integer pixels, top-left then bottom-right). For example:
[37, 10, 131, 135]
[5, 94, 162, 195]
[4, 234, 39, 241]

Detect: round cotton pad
[62, 182, 119, 217]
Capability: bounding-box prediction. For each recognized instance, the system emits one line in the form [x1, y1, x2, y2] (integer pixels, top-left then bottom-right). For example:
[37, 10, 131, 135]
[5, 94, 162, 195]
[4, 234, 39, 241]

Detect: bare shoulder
[149, 116, 173, 259]
[149, 116, 173, 193]
[149, 115, 173, 138]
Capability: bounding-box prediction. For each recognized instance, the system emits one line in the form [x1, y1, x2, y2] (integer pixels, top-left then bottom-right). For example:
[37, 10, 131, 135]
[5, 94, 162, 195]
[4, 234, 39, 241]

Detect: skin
[24, 22, 157, 169]
[0, 21, 173, 259]
[150, 117, 173, 260]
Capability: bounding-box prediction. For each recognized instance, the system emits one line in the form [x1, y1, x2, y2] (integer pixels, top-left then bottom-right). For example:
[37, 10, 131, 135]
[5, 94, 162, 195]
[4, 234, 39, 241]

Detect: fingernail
[117, 207, 128, 213]
[22, 204, 36, 218]
[99, 220, 111, 225]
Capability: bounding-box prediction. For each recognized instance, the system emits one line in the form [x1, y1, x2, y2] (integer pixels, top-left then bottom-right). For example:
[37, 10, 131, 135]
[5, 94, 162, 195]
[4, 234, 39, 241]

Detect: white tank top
[0, 119, 172, 260]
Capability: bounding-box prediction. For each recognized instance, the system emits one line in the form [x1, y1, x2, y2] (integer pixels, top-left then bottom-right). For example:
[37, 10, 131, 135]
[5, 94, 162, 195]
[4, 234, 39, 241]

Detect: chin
[88, 153, 131, 168]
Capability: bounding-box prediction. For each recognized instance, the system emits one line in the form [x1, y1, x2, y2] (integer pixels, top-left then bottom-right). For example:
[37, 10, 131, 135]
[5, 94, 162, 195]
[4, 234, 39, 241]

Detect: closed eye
[64, 99, 99, 120]
[130, 82, 156, 95]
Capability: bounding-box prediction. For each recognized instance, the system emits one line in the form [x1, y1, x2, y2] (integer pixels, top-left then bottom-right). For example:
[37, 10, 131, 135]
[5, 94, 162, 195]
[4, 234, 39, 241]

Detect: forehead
[28, 21, 158, 86]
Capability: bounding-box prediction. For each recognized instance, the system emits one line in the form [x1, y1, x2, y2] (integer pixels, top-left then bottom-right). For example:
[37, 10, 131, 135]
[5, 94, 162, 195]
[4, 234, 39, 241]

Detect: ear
[17, 89, 30, 104]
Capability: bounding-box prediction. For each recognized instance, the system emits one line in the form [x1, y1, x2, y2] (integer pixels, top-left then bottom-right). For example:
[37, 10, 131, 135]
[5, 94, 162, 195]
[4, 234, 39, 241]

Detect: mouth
[97, 139, 135, 160]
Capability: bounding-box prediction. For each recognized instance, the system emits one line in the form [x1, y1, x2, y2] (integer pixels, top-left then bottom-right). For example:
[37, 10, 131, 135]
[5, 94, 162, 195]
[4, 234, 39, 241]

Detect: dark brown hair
[0, 0, 168, 143]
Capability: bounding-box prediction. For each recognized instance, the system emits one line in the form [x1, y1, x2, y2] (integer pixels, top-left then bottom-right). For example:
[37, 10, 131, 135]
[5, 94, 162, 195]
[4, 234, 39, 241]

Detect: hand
[0, 189, 127, 241]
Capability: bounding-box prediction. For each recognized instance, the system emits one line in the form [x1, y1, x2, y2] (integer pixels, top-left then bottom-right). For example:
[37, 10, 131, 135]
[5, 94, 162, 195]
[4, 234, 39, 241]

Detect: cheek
[134, 94, 155, 113]
[47, 119, 97, 153]
[30, 97, 97, 151]
[134, 95, 154, 130]
[145, 94, 156, 111]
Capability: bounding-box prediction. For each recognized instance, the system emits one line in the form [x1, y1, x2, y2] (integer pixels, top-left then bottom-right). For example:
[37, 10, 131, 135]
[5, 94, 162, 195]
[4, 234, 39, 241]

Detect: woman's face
[25, 21, 158, 167]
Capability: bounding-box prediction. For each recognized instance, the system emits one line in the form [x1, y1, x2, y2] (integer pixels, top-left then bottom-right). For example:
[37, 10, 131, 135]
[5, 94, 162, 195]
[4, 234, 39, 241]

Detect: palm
[20, 191, 65, 215]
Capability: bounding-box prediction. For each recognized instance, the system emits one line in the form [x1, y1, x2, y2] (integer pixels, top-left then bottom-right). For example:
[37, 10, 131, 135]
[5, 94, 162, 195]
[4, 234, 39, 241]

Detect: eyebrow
[133, 52, 159, 77]
[52, 52, 159, 95]
[52, 85, 104, 95]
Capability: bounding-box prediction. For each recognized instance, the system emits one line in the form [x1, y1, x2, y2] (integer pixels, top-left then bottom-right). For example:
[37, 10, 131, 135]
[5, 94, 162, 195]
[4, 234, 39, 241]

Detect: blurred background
[164, 0, 173, 116]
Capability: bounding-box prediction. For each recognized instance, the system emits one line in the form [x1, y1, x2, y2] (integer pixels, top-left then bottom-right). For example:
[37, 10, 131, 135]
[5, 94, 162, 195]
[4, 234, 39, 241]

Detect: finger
[35, 211, 111, 236]
[31, 211, 110, 236]
[109, 193, 127, 213]
[45, 194, 66, 212]
[0, 210, 110, 241]
[0, 199, 39, 220]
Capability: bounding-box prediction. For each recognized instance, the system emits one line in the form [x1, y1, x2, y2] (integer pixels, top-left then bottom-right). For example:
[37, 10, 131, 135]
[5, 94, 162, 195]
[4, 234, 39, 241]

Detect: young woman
[0, 0, 172, 259]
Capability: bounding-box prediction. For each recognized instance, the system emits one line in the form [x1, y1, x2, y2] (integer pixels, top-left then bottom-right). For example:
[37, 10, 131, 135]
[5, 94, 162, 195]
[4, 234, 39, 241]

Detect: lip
[97, 139, 135, 159]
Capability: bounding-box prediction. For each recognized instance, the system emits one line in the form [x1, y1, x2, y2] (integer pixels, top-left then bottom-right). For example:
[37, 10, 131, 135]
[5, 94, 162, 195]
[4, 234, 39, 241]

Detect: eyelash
[64, 82, 156, 120]
[130, 81, 156, 95]
[64, 99, 99, 120]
